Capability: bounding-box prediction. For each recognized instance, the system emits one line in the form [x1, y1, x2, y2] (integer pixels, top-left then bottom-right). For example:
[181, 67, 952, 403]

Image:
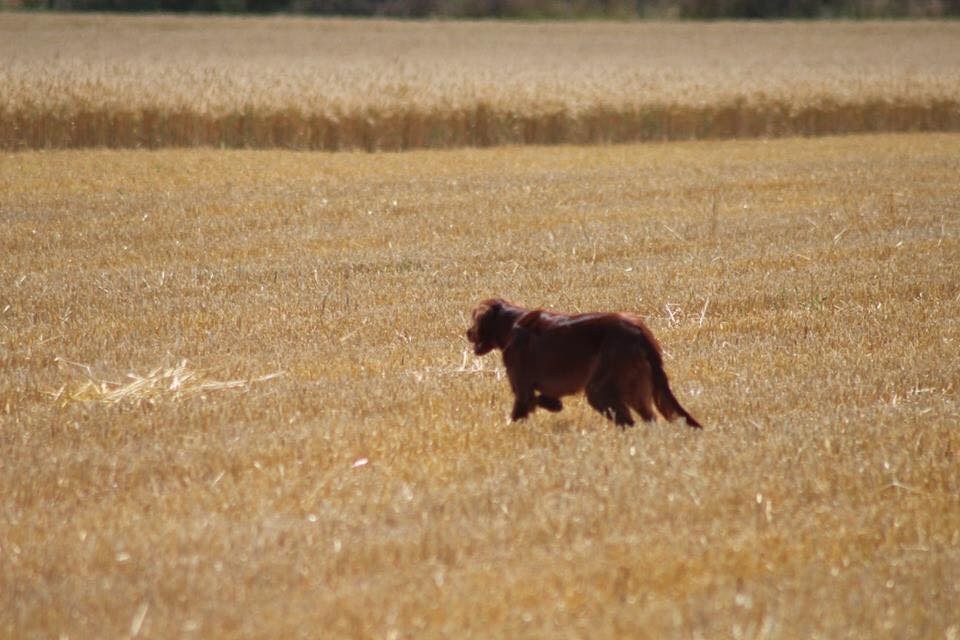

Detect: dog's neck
[491, 302, 525, 350]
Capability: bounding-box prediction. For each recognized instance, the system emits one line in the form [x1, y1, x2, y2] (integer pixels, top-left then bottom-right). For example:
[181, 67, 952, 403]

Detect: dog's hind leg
[622, 359, 657, 423]
[586, 377, 634, 428]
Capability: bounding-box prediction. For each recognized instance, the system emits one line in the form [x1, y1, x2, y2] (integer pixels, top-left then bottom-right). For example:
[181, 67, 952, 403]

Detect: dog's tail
[651, 359, 702, 429]
[635, 325, 702, 429]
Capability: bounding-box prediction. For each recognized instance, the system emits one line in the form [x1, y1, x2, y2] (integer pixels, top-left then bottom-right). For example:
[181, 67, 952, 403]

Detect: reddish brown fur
[466, 298, 702, 429]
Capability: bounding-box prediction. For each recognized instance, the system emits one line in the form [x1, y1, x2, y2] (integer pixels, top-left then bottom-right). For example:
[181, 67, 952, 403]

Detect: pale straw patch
[49, 357, 283, 406]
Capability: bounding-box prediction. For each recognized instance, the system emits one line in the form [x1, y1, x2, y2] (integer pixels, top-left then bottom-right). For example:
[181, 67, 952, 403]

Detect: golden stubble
[1, 133, 958, 637]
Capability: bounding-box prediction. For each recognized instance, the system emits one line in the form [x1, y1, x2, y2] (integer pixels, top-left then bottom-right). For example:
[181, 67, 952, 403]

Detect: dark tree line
[28, 0, 960, 17]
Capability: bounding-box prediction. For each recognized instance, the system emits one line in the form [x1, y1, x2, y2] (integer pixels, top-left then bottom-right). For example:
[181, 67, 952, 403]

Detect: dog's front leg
[507, 369, 536, 421]
[504, 341, 535, 421]
[510, 396, 534, 421]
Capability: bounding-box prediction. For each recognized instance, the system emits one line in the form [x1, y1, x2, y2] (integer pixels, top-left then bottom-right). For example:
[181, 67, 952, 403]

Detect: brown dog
[466, 298, 702, 429]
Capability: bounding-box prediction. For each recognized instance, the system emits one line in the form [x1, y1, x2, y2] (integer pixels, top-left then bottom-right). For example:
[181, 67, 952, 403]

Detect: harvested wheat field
[2, 132, 959, 637]
[2, 15, 960, 150]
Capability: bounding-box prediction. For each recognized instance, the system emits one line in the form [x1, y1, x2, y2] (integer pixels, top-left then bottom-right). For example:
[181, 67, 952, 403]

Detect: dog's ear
[475, 298, 503, 320]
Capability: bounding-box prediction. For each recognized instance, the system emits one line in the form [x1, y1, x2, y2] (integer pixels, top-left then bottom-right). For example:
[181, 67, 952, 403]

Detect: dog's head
[466, 298, 507, 356]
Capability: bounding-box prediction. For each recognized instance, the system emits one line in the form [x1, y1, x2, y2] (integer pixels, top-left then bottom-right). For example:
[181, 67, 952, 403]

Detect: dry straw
[50, 357, 283, 406]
